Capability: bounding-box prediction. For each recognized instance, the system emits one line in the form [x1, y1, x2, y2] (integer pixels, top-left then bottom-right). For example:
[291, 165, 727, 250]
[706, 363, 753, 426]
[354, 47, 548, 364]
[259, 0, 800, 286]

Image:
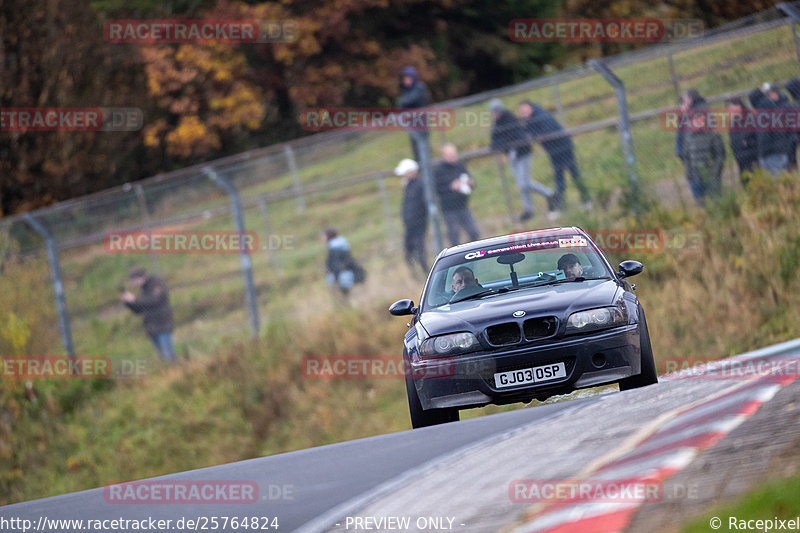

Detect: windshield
[422, 238, 614, 310]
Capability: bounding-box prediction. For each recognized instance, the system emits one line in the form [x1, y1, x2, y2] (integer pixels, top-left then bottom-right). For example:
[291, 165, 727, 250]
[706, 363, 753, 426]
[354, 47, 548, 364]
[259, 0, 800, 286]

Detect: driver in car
[557, 253, 583, 281]
[451, 266, 482, 295]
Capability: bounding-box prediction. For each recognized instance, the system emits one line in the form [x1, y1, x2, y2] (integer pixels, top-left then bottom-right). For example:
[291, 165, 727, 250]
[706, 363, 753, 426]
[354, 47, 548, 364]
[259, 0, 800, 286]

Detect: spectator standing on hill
[397, 66, 430, 163]
[488, 98, 542, 221]
[785, 77, 800, 103]
[323, 228, 366, 297]
[395, 158, 428, 274]
[684, 112, 726, 204]
[433, 143, 479, 246]
[725, 98, 758, 184]
[676, 89, 708, 193]
[518, 99, 591, 219]
[749, 83, 795, 177]
[122, 267, 176, 362]
[779, 78, 800, 171]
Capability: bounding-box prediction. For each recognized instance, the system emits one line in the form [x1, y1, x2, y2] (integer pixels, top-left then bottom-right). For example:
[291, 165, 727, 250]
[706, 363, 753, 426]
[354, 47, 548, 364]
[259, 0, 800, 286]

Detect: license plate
[494, 362, 567, 389]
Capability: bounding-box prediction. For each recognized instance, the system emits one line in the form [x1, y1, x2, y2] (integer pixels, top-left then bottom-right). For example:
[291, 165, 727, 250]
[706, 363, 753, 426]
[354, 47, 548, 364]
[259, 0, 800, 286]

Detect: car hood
[419, 279, 622, 337]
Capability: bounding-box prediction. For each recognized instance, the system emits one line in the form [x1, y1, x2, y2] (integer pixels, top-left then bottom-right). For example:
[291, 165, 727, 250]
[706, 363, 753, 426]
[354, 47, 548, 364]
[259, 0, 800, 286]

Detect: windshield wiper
[449, 288, 497, 303]
[532, 276, 609, 286]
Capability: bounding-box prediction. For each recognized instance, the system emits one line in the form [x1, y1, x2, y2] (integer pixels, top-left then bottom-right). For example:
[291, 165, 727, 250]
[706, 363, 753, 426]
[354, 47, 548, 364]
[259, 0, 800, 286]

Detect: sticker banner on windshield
[558, 236, 588, 248]
[465, 240, 560, 260]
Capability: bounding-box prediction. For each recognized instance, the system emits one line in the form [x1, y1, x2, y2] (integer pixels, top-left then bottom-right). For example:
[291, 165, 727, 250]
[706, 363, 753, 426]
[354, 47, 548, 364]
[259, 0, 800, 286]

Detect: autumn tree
[0, 0, 153, 215]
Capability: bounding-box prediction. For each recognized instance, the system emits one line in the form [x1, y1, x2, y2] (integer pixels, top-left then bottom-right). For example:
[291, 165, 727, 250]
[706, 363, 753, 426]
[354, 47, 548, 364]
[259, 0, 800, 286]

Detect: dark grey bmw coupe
[389, 227, 657, 428]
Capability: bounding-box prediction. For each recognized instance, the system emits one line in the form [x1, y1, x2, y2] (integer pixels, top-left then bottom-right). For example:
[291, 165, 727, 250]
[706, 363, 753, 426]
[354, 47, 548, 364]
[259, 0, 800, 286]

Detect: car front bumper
[410, 324, 641, 410]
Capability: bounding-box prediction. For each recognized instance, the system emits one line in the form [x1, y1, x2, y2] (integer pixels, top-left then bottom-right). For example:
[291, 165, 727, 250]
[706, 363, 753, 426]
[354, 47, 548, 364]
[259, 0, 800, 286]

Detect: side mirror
[618, 260, 644, 278]
[389, 299, 416, 316]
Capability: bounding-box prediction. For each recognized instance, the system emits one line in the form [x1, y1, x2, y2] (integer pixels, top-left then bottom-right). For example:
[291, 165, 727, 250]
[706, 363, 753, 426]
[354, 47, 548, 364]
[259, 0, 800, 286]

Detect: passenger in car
[557, 253, 583, 281]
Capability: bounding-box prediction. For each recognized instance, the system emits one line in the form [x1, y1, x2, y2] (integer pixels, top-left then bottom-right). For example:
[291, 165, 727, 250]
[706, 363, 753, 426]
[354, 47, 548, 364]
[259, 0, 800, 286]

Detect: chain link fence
[3, 4, 800, 364]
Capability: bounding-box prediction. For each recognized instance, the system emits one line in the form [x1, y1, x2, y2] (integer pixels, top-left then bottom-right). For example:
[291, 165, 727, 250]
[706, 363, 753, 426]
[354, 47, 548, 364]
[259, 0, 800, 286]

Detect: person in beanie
[684, 112, 726, 204]
[395, 158, 428, 274]
[724, 97, 758, 184]
[323, 228, 365, 297]
[749, 83, 795, 176]
[397, 66, 430, 163]
[676, 89, 708, 193]
[518, 99, 591, 217]
[122, 267, 176, 362]
[488, 98, 537, 221]
[433, 143, 479, 246]
[557, 253, 583, 281]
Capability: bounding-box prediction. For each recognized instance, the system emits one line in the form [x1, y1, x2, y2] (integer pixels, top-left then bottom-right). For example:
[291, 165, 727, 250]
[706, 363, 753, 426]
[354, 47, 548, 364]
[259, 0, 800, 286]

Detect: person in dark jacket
[785, 78, 800, 103]
[785, 77, 800, 170]
[749, 84, 795, 176]
[684, 112, 726, 204]
[122, 267, 176, 362]
[397, 66, 430, 163]
[433, 143, 479, 246]
[676, 89, 708, 187]
[395, 158, 428, 274]
[323, 228, 365, 296]
[725, 97, 758, 184]
[488, 98, 541, 221]
[518, 100, 591, 215]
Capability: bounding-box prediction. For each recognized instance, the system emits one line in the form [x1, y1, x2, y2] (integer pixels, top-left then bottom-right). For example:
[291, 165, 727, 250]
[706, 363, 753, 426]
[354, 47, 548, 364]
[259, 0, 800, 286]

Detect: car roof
[438, 226, 589, 258]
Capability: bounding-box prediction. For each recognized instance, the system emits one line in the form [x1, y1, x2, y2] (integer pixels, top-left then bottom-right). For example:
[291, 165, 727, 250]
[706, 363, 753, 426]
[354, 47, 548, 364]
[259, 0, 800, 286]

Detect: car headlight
[420, 332, 480, 357]
[566, 304, 627, 334]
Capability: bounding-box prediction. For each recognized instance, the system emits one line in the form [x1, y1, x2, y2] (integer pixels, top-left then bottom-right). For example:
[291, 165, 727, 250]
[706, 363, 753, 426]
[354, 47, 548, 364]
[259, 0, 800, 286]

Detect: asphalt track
[0, 398, 584, 532]
[3, 339, 799, 533]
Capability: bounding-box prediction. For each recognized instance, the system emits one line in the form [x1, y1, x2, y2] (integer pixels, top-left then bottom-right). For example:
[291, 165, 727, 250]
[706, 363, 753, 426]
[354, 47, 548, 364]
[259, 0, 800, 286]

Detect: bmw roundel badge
[513, 310, 526, 318]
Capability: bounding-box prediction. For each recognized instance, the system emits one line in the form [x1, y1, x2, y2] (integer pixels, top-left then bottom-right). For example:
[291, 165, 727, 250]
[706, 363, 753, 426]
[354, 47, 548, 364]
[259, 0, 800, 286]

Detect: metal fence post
[203, 168, 261, 338]
[667, 52, 682, 102]
[375, 173, 397, 248]
[23, 213, 74, 357]
[589, 59, 641, 219]
[551, 80, 566, 125]
[283, 144, 306, 213]
[134, 184, 160, 275]
[412, 131, 444, 254]
[257, 197, 281, 271]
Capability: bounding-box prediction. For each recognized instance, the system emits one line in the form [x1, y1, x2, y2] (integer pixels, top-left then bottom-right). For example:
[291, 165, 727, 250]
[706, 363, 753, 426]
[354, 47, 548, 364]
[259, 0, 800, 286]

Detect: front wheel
[405, 375, 460, 429]
[618, 306, 658, 391]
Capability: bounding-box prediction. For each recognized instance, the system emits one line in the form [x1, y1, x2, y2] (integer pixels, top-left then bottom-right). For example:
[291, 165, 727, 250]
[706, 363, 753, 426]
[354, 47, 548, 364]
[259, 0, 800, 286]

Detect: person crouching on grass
[122, 266, 176, 363]
[323, 228, 366, 297]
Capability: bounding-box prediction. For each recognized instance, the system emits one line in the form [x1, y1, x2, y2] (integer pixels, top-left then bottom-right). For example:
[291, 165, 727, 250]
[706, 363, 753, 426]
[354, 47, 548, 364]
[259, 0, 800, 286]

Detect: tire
[618, 305, 659, 391]
[405, 375, 460, 429]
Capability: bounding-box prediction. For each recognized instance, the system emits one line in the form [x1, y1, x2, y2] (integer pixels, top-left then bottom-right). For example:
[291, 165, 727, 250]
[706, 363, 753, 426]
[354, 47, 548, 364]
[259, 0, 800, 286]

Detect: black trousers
[404, 224, 427, 273]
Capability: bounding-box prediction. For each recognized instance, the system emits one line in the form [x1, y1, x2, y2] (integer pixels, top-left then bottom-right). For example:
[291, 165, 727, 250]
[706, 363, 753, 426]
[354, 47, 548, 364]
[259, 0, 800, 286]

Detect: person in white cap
[395, 158, 428, 274]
